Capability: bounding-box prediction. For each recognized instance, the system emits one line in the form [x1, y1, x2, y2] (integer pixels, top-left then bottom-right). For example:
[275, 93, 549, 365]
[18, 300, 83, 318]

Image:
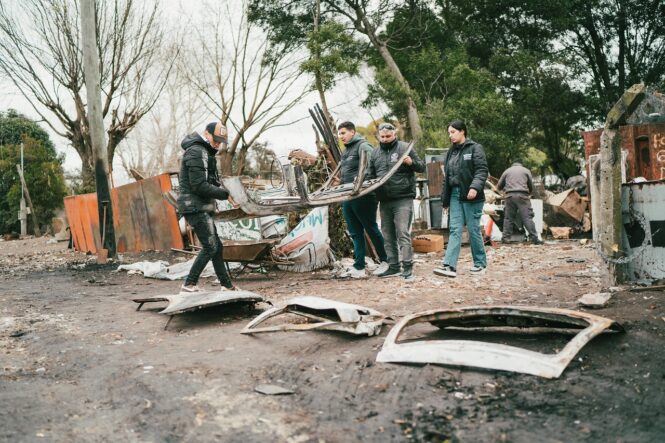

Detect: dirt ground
[1, 236, 663, 442]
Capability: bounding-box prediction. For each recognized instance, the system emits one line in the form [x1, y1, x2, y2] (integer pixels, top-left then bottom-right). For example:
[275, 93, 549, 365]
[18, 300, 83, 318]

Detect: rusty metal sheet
[64, 193, 100, 253]
[142, 176, 182, 251]
[64, 173, 183, 253]
[583, 123, 665, 182]
[115, 178, 152, 252]
[134, 290, 263, 315]
[241, 296, 389, 336]
[376, 306, 623, 379]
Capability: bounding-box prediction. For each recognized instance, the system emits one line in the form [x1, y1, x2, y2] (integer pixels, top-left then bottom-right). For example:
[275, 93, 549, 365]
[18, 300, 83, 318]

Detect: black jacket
[339, 134, 374, 184]
[177, 132, 229, 214]
[441, 138, 488, 207]
[367, 139, 425, 202]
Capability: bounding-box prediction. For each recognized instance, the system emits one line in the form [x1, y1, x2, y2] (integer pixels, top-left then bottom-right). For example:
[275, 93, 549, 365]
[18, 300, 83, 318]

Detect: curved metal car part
[221, 142, 415, 217]
[376, 306, 624, 378]
[134, 290, 264, 330]
[241, 296, 389, 336]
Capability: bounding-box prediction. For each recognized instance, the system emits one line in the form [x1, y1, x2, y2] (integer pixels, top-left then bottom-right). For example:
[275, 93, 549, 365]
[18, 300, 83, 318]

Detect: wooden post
[80, 0, 116, 258]
[16, 164, 40, 236]
[598, 84, 645, 282]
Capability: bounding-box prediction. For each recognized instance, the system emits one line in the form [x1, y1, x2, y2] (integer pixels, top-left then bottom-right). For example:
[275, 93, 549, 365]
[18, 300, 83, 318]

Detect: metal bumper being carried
[221, 142, 414, 217]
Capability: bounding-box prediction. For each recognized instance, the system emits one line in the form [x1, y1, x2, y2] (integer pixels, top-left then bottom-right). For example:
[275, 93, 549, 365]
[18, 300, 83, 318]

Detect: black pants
[184, 212, 233, 288]
[503, 193, 539, 240]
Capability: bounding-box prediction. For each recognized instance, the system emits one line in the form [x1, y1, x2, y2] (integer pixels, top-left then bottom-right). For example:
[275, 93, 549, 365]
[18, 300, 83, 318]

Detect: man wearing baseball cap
[177, 121, 237, 293]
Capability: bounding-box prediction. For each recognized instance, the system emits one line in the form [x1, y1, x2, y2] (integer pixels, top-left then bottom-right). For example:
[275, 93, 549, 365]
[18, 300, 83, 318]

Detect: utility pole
[18, 142, 27, 236]
[16, 164, 40, 236]
[80, 0, 116, 259]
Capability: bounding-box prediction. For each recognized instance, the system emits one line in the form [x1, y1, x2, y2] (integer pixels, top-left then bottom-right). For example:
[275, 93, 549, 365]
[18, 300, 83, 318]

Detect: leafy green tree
[363, 4, 524, 175]
[434, 0, 588, 178]
[559, 0, 665, 117]
[0, 110, 67, 234]
[249, 0, 424, 139]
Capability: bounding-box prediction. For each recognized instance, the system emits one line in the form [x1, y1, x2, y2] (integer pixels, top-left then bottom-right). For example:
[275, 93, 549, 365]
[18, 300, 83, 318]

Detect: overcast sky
[0, 0, 388, 186]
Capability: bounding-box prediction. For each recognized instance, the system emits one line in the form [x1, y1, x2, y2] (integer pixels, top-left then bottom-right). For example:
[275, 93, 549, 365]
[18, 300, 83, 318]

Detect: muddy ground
[1, 237, 663, 442]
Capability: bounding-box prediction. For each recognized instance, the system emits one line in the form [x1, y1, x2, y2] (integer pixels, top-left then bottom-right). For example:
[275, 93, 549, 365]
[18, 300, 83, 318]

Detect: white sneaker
[372, 261, 390, 276]
[220, 285, 239, 292]
[433, 265, 457, 278]
[180, 284, 204, 294]
[339, 267, 367, 279]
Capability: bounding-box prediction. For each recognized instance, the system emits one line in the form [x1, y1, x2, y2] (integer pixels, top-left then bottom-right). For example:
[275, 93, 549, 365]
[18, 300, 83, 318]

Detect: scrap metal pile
[134, 291, 623, 379]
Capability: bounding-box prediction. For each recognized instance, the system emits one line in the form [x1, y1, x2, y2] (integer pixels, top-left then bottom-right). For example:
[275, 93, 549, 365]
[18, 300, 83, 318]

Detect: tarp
[274, 206, 331, 272]
[117, 259, 241, 280]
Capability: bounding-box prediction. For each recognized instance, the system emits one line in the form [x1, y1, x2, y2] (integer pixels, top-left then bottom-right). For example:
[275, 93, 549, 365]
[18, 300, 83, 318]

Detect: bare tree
[0, 0, 175, 190]
[183, 0, 312, 176]
[116, 63, 207, 179]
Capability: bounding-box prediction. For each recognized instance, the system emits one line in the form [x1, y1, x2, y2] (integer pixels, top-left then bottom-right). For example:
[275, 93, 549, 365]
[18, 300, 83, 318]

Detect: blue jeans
[443, 187, 487, 269]
[379, 198, 414, 267]
[342, 194, 387, 270]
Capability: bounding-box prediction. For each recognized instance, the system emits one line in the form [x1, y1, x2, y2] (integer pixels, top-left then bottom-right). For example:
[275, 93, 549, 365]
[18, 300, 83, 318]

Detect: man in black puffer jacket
[177, 121, 236, 293]
[367, 122, 425, 280]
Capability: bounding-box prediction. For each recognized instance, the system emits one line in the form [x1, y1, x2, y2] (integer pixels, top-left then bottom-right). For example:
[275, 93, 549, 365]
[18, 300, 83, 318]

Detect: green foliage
[248, 0, 314, 49]
[523, 147, 548, 171]
[250, 0, 665, 180]
[301, 21, 360, 90]
[0, 110, 67, 234]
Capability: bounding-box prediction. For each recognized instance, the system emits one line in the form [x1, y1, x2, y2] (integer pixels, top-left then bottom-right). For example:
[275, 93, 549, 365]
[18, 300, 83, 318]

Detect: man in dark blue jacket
[337, 121, 388, 279]
[367, 122, 425, 280]
[177, 121, 236, 293]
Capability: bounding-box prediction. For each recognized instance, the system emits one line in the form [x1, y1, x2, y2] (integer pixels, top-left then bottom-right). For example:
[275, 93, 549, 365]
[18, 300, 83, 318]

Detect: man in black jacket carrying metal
[367, 123, 426, 280]
[177, 121, 236, 293]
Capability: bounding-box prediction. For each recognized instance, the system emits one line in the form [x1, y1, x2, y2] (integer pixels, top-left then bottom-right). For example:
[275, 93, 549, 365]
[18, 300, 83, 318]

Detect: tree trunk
[219, 150, 234, 176]
[80, 151, 96, 192]
[360, 16, 422, 141]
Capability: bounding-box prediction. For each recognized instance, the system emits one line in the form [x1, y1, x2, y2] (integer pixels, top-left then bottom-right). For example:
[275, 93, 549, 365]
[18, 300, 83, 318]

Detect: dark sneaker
[401, 263, 414, 281]
[378, 266, 402, 278]
[469, 266, 486, 275]
[433, 265, 457, 278]
[531, 238, 544, 245]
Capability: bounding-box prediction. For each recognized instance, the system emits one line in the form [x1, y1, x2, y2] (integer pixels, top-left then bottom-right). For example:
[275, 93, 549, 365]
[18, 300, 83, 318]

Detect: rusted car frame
[376, 306, 623, 378]
[241, 296, 389, 336]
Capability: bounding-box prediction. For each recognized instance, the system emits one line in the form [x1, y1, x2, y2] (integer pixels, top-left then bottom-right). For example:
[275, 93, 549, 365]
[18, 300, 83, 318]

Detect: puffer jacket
[367, 139, 425, 202]
[441, 138, 488, 207]
[177, 132, 229, 214]
[339, 134, 374, 184]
